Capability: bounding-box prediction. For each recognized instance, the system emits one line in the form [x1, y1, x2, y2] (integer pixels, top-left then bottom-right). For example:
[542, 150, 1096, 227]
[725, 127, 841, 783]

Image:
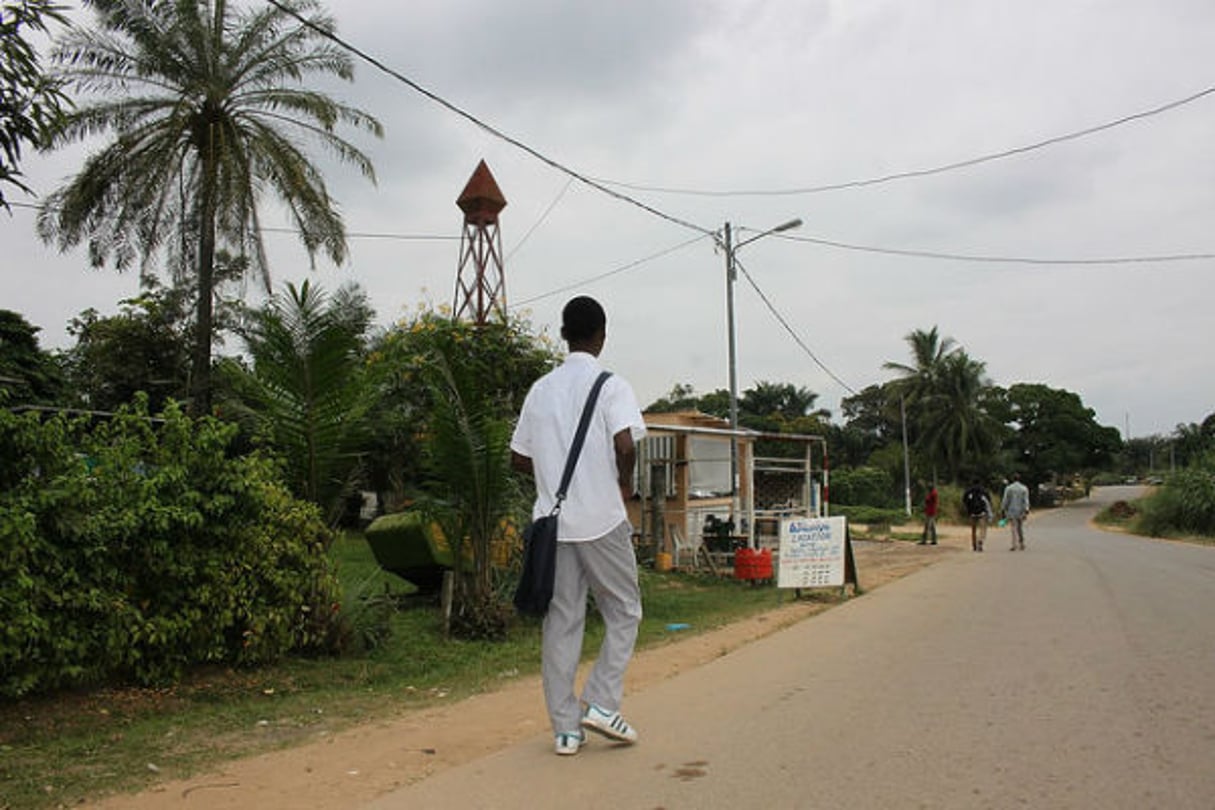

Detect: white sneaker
[581, 704, 638, 744]
[554, 730, 586, 756]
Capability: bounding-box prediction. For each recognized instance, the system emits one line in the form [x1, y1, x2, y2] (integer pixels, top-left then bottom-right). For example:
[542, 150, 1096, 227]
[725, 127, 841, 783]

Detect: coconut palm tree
[917, 352, 1002, 481]
[882, 326, 960, 405]
[37, 0, 382, 414]
[885, 326, 999, 482]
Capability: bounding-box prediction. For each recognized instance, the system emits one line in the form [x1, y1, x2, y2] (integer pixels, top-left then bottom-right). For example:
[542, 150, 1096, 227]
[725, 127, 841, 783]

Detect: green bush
[0, 399, 341, 699]
[830, 466, 897, 508]
[1136, 453, 1215, 538]
[831, 504, 908, 527]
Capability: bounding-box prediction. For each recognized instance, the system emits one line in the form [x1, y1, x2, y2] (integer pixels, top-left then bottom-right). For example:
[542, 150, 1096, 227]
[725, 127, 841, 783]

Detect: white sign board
[777, 516, 848, 589]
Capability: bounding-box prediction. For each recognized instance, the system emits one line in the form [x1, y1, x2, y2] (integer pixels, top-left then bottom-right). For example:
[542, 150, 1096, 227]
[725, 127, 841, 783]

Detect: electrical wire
[589, 84, 1215, 197]
[260, 225, 458, 241]
[510, 234, 712, 307]
[260, 0, 714, 237]
[779, 233, 1215, 266]
[732, 255, 859, 396]
[506, 177, 573, 261]
[13, 199, 1214, 266]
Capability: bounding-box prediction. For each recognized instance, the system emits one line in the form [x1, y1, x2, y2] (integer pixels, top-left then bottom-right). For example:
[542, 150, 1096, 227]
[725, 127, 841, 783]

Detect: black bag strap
[552, 370, 613, 514]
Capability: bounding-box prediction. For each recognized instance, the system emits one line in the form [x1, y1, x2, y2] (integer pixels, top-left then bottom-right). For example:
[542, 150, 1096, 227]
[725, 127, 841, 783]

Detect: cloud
[5, 0, 1214, 439]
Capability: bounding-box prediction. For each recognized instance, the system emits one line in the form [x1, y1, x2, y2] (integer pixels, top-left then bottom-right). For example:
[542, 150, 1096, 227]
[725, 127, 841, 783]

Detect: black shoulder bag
[513, 371, 613, 617]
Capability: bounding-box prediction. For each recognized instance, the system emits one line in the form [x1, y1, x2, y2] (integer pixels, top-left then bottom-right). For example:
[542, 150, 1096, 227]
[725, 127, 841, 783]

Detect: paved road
[366, 487, 1215, 809]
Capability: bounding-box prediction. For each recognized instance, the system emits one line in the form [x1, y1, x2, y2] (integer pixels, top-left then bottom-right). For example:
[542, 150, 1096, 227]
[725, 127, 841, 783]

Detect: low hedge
[0, 400, 341, 699]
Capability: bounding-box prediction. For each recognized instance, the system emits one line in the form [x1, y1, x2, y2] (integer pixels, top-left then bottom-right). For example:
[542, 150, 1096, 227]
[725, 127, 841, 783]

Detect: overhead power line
[511, 234, 712, 307]
[507, 177, 574, 262]
[590, 84, 1215, 198]
[260, 225, 457, 242]
[13, 200, 1213, 267]
[732, 256, 859, 396]
[260, 0, 713, 237]
[780, 233, 1215, 266]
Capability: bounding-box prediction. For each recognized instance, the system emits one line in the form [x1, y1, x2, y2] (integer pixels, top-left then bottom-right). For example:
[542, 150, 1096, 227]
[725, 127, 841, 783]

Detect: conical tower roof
[457, 160, 507, 225]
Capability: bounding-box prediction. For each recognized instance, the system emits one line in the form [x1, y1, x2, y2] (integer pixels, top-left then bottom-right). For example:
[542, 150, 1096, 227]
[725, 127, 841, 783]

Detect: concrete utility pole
[902, 394, 912, 516]
[720, 217, 802, 521]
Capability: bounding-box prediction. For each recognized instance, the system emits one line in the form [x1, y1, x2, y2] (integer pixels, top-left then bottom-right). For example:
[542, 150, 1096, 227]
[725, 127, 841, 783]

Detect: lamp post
[901, 394, 912, 516]
[721, 217, 802, 522]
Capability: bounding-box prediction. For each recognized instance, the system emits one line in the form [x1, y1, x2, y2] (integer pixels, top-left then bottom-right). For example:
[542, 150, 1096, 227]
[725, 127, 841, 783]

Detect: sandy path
[82, 525, 970, 809]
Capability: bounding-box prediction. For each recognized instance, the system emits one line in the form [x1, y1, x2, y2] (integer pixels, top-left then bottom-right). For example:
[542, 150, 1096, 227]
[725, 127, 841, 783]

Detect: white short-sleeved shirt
[511, 352, 646, 542]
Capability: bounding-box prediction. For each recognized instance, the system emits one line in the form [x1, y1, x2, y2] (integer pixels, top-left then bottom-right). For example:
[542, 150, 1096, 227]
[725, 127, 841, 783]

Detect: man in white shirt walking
[511, 296, 647, 756]
[1002, 472, 1031, 551]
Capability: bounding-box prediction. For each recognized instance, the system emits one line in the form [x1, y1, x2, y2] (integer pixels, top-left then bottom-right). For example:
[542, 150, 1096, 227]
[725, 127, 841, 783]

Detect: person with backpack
[962, 480, 993, 551]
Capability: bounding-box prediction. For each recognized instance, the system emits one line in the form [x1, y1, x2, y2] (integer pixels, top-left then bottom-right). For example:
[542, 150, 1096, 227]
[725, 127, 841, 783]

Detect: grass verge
[0, 533, 804, 809]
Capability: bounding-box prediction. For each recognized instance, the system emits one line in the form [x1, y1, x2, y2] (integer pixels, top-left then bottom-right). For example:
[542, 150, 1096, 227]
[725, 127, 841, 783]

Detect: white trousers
[542, 520, 642, 733]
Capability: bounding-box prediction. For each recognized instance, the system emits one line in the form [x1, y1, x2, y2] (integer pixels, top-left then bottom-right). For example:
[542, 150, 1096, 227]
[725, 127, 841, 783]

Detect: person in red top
[919, 484, 939, 545]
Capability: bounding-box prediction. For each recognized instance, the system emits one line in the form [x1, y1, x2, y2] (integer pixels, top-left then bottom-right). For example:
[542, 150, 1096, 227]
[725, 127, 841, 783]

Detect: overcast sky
[6, 0, 1214, 439]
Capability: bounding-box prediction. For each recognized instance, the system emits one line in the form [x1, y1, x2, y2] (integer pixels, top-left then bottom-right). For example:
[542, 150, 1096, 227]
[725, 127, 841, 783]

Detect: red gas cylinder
[734, 547, 754, 580]
[753, 548, 773, 580]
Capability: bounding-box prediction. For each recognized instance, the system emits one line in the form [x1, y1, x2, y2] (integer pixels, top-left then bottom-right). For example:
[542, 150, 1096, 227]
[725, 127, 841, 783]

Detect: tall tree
[0, 0, 68, 209]
[37, 0, 381, 414]
[882, 326, 960, 403]
[998, 383, 1122, 493]
[884, 327, 1001, 482]
[61, 289, 190, 412]
[916, 352, 1002, 481]
[740, 380, 826, 422]
[0, 309, 63, 404]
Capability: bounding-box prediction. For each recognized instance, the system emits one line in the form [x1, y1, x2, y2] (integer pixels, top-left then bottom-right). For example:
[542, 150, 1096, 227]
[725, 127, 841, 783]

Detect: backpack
[963, 487, 985, 516]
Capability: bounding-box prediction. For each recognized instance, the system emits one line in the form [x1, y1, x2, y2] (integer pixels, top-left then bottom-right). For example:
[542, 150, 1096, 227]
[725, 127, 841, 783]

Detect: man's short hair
[562, 296, 606, 343]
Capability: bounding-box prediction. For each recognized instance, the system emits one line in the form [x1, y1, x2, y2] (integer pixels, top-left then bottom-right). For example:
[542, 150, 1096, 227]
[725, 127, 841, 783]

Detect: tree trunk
[190, 129, 218, 416]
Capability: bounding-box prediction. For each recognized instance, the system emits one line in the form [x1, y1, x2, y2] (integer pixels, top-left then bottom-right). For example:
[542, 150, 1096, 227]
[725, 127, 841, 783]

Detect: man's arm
[613, 428, 636, 503]
[511, 451, 533, 477]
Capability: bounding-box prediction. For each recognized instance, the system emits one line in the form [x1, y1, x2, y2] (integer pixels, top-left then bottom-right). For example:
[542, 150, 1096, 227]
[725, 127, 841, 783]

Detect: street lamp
[721, 217, 802, 521]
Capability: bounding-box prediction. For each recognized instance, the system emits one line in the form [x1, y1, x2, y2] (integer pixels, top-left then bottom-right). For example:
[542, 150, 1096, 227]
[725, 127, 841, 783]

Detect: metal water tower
[452, 160, 507, 324]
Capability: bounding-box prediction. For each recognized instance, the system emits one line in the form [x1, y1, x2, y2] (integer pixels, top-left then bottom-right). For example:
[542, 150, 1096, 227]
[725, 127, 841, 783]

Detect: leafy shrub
[830, 466, 897, 508]
[0, 399, 341, 698]
[1136, 453, 1215, 538]
[830, 504, 907, 527]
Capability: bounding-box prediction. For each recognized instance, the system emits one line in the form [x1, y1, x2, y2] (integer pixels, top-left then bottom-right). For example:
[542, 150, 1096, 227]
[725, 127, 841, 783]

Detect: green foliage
[416, 344, 522, 640]
[220, 281, 375, 525]
[1136, 452, 1215, 537]
[830, 504, 907, 527]
[997, 383, 1123, 495]
[365, 307, 558, 510]
[37, 0, 381, 412]
[829, 465, 897, 507]
[0, 399, 341, 698]
[59, 285, 191, 412]
[0, 309, 64, 405]
[883, 327, 1003, 482]
[0, 0, 68, 209]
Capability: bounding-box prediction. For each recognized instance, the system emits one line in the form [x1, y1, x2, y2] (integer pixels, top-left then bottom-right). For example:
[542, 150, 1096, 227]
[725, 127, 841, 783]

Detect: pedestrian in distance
[1001, 472, 1031, 550]
[918, 483, 939, 545]
[510, 296, 648, 757]
[962, 479, 992, 551]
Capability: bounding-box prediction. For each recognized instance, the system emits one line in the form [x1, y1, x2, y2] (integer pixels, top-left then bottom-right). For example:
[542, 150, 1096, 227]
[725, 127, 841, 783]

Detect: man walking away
[511, 296, 647, 756]
[1001, 473, 1031, 550]
[962, 480, 990, 552]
